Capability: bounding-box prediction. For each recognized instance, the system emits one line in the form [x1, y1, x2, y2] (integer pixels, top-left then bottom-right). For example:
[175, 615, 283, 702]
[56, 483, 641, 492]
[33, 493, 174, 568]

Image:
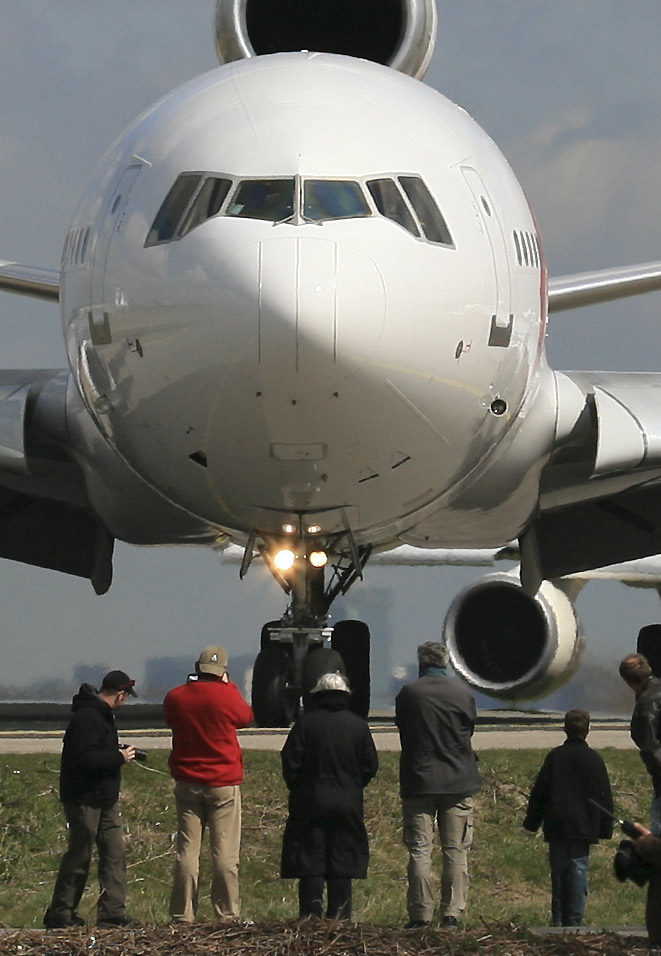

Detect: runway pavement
[0, 719, 634, 754]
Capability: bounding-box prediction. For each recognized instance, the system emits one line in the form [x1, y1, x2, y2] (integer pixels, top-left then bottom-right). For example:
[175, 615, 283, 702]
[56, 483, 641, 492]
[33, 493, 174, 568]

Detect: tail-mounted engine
[214, 0, 437, 79]
[443, 572, 585, 701]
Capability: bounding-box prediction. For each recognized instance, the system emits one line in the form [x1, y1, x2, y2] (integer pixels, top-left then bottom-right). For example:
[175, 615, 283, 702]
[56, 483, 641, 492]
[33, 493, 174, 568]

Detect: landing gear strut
[245, 532, 373, 727]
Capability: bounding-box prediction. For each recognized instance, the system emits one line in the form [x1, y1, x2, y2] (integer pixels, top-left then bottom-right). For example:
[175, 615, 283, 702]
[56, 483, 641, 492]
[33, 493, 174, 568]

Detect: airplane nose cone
[236, 235, 387, 372]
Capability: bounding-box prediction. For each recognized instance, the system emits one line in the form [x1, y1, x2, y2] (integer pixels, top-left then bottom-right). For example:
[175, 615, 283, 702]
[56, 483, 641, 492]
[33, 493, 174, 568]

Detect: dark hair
[417, 642, 449, 669]
[564, 708, 589, 740]
[619, 653, 652, 686]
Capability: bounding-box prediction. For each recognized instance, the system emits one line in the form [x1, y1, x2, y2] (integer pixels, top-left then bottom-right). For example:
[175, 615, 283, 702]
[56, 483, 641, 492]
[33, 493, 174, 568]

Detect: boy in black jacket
[523, 709, 613, 927]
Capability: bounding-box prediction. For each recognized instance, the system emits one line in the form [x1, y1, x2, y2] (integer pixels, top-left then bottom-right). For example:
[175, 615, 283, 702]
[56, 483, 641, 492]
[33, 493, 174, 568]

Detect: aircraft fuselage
[61, 53, 552, 552]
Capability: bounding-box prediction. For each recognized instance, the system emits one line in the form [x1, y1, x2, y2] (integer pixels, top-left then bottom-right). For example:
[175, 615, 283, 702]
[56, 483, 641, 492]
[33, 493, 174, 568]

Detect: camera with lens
[613, 839, 653, 887]
[120, 744, 148, 762]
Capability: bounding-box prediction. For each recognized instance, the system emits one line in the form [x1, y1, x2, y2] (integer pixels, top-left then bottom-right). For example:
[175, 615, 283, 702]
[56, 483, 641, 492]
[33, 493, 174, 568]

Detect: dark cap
[101, 670, 137, 697]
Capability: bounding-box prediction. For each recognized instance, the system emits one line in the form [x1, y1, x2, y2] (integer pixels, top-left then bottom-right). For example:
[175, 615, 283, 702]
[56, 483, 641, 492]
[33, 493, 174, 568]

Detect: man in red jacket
[163, 645, 254, 922]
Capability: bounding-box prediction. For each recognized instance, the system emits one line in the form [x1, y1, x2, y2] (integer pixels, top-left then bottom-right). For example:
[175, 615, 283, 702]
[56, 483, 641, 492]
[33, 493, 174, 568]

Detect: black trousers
[298, 876, 352, 919]
[46, 802, 128, 923]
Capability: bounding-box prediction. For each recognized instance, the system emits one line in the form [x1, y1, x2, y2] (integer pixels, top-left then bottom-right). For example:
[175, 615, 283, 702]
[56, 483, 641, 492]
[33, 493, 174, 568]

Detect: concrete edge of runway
[0, 716, 634, 753]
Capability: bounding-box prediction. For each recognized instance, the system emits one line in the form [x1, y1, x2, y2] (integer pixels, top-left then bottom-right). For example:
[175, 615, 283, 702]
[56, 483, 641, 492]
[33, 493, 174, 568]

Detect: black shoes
[97, 915, 142, 929]
[44, 910, 86, 929]
[403, 917, 459, 930]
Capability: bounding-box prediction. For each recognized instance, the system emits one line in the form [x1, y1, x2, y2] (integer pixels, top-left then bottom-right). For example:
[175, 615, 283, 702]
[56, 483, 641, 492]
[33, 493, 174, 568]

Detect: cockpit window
[226, 179, 295, 222]
[367, 178, 420, 237]
[146, 174, 201, 245]
[398, 176, 453, 245]
[179, 177, 232, 237]
[303, 180, 370, 221]
[145, 171, 454, 249]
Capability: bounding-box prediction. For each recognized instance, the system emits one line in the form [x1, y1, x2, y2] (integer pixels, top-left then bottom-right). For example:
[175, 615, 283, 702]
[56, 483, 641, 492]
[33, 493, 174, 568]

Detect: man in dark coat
[395, 641, 481, 930]
[44, 670, 140, 930]
[280, 672, 378, 919]
[620, 652, 661, 834]
[523, 709, 613, 926]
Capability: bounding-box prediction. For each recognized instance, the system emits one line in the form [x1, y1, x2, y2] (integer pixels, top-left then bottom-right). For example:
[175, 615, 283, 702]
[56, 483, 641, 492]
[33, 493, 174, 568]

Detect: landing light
[306, 524, 322, 534]
[274, 549, 295, 571]
[282, 523, 296, 534]
[309, 550, 328, 568]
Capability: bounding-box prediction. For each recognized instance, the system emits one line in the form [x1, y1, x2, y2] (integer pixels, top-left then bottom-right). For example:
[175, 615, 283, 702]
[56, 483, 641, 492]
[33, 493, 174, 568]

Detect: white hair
[311, 672, 350, 694]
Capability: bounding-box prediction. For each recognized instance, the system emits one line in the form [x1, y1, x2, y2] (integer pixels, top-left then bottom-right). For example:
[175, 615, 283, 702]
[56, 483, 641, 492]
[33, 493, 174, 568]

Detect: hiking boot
[442, 916, 459, 929]
[97, 915, 142, 929]
[44, 909, 86, 929]
[404, 920, 431, 930]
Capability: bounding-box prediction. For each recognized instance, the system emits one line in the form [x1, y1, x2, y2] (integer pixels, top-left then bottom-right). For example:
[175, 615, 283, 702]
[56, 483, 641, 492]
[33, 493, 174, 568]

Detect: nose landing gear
[243, 532, 373, 727]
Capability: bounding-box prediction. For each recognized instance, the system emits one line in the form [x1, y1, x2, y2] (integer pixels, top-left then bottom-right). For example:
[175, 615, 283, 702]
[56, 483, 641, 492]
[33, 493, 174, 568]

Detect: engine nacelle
[214, 0, 437, 79]
[443, 573, 585, 702]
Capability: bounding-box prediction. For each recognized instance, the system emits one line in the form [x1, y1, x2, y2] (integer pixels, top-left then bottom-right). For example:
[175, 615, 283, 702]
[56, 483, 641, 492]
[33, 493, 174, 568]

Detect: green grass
[0, 748, 653, 929]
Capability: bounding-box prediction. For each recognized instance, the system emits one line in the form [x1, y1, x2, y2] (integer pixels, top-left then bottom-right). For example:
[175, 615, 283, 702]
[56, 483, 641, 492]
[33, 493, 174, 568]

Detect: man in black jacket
[395, 642, 481, 930]
[523, 709, 613, 926]
[620, 652, 661, 835]
[44, 670, 140, 930]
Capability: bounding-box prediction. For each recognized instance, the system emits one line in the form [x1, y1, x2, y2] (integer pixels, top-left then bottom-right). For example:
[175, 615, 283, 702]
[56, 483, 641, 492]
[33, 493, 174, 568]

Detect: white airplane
[1, 0, 661, 724]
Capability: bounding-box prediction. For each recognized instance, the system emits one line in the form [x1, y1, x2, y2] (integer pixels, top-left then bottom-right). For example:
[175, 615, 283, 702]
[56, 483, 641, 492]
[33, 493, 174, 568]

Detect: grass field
[0, 747, 653, 930]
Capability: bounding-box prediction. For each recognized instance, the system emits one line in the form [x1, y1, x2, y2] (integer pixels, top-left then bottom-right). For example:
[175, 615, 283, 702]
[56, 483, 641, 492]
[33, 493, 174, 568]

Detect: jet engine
[443, 573, 585, 701]
[214, 0, 437, 79]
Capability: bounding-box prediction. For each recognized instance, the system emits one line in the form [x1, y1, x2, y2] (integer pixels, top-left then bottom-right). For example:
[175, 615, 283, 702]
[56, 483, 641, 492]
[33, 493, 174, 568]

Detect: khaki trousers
[402, 794, 474, 922]
[170, 781, 242, 922]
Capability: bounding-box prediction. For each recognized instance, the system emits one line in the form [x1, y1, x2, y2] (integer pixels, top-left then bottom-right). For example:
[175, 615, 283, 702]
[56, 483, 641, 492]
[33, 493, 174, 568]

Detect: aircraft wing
[548, 260, 661, 312]
[0, 366, 114, 593]
[0, 260, 60, 301]
[518, 367, 661, 585]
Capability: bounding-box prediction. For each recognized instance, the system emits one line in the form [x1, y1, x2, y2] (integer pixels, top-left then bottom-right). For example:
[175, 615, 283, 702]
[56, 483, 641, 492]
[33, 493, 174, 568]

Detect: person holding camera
[44, 670, 141, 930]
[523, 709, 613, 927]
[621, 823, 661, 954]
[163, 645, 253, 923]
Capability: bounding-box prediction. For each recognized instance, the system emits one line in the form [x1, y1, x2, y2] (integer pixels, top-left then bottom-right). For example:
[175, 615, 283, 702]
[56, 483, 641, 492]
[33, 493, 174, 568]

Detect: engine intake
[443, 573, 585, 701]
[215, 0, 437, 79]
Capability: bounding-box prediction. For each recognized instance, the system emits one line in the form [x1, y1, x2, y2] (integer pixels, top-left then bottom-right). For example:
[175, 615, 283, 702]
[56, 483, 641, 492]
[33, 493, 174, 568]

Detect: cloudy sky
[0, 1, 660, 711]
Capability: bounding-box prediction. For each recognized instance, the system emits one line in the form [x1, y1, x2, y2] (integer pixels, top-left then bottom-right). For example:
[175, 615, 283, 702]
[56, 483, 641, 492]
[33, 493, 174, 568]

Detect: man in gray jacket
[395, 642, 481, 930]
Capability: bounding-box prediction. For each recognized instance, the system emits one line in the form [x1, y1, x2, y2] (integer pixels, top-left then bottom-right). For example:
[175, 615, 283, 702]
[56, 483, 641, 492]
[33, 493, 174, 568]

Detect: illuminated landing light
[309, 551, 328, 568]
[274, 549, 296, 571]
[307, 524, 322, 534]
[282, 523, 297, 534]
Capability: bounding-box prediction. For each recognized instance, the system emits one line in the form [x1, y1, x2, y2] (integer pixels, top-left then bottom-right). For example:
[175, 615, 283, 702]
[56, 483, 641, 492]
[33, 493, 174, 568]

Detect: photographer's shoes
[97, 915, 142, 929]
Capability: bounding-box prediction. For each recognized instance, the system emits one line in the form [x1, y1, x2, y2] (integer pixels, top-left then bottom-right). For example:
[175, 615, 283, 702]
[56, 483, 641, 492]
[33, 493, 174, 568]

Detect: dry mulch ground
[0, 920, 650, 956]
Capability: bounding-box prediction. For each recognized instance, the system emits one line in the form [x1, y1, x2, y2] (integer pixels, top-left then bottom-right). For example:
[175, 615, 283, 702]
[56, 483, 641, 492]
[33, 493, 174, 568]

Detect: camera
[120, 744, 148, 762]
[613, 839, 652, 887]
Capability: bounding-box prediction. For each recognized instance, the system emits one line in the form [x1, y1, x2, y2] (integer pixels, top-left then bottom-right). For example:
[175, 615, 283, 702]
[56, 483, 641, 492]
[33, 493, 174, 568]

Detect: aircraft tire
[302, 647, 346, 711]
[251, 645, 299, 727]
[332, 620, 371, 719]
[260, 620, 284, 650]
[638, 624, 661, 677]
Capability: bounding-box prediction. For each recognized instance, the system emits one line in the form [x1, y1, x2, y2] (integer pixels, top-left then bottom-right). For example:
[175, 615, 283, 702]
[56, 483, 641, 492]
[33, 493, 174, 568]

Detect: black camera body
[120, 744, 148, 762]
[613, 839, 653, 887]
